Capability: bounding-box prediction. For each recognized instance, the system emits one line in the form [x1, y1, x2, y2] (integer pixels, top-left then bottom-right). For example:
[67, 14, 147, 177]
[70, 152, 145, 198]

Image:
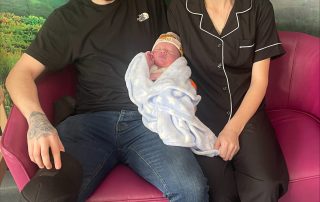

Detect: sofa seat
[267, 109, 319, 202]
[87, 165, 167, 202]
[268, 110, 319, 180]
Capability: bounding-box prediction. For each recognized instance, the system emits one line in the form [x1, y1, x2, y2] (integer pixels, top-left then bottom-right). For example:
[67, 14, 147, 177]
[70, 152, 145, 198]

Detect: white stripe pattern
[255, 43, 282, 52]
[240, 44, 255, 48]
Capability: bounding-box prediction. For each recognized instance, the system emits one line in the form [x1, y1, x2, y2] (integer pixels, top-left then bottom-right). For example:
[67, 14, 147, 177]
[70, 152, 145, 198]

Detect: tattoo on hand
[28, 112, 56, 140]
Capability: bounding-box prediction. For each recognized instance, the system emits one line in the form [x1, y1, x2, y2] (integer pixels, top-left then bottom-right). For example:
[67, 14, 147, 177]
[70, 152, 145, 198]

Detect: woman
[167, 0, 289, 201]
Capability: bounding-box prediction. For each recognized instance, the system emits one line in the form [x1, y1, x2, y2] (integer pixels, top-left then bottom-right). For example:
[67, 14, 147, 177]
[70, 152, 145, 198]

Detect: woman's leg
[195, 110, 288, 202]
[196, 155, 240, 202]
[233, 110, 289, 202]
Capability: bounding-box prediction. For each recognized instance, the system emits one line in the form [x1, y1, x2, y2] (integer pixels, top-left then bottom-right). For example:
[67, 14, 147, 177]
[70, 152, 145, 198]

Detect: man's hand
[27, 112, 65, 169]
[214, 123, 240, 161]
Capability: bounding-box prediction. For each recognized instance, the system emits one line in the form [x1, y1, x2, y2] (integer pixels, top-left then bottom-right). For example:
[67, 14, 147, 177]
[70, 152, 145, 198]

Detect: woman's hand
[214, 122, 240, 161]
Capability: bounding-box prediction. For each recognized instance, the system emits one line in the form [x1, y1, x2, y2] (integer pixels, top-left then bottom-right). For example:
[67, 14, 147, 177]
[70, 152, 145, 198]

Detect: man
[6, 0, 208, 201]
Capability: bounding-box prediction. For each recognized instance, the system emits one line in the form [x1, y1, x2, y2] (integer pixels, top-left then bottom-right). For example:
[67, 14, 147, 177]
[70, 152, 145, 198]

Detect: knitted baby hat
[152, 32, 183, 56]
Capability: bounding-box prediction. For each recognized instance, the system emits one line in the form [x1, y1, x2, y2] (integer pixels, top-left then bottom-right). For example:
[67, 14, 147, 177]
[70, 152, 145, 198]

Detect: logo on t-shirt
[137, 13, 149, 22]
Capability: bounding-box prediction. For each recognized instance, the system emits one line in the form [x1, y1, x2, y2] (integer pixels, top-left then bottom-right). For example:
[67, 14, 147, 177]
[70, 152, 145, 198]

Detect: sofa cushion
[279, 178, 319, 202]
[87, 165, 167, 202]
[267, 109, 320, 181]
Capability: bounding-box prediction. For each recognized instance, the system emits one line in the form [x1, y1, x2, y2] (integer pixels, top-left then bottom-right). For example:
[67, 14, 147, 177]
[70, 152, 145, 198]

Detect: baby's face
[152, 42, 180, 67]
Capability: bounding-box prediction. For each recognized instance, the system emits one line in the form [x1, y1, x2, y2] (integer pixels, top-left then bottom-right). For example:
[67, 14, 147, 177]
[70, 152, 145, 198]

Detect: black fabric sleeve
[25, 10, 73, 71]
[253, 0, 285, 62]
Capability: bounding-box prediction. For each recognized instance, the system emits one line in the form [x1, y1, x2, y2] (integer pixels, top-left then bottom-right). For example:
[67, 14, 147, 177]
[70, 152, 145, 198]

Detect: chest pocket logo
[137, 13, 149, 22]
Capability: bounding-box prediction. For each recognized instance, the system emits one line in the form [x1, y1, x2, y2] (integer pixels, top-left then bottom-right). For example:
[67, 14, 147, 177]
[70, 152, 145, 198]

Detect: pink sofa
[265, 31, 319, 202]
[1, 31, 319, 202]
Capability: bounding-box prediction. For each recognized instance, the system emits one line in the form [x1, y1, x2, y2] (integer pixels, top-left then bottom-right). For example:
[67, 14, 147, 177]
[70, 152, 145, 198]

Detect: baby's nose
[159, 50, 167, 55]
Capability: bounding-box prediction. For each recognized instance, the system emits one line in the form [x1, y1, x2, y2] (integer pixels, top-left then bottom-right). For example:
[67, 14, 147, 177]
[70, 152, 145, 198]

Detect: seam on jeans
[81, 150, 116, 193]
[128, 147, 169, 195]
[115, 111, 123, 135]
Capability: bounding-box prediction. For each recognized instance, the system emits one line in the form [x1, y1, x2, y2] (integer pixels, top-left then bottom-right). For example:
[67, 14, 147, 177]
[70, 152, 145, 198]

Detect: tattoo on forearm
[28, 112, 56, 140]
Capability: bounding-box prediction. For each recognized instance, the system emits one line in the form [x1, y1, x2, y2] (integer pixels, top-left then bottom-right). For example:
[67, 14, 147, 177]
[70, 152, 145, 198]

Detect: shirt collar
[186, 0, 253, 38]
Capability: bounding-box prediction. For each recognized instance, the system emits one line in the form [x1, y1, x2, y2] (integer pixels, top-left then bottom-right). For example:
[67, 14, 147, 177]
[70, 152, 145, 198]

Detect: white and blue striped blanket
[125, 53, 219, 157]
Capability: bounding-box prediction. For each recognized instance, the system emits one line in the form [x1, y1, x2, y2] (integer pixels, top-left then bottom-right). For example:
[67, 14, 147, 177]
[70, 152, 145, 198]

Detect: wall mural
[273, 0, 319, 37]
[0, 0, 68, 113]
[0, 0, 319, 115]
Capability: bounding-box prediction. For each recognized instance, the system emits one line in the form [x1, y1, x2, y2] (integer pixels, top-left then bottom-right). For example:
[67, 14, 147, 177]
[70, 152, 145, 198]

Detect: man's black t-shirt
[26, 0, 168, 113]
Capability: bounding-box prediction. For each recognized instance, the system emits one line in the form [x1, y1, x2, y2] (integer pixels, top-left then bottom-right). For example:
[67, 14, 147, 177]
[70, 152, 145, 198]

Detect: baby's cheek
[168, 56, 178, 64]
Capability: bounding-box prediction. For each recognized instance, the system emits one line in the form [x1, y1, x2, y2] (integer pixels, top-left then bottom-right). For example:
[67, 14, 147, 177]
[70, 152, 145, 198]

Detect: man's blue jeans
[57, 110, 208, 202]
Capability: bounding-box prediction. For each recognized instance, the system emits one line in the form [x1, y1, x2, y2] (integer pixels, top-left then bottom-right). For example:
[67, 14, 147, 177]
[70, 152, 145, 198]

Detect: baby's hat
[152, 32, 183, 55]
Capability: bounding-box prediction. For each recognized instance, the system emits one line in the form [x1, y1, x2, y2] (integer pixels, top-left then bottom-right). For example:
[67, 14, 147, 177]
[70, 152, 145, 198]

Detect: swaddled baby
[125, 32, 219, 157]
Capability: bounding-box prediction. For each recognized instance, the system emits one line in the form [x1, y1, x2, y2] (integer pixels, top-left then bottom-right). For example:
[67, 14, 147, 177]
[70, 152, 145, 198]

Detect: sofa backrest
[37, 65, 76, 122]
[265, 31, 320, 119]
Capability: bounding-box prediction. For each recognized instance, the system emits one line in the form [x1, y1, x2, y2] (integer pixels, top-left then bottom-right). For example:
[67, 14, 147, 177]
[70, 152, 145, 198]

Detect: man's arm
[6, 53, 64, 169]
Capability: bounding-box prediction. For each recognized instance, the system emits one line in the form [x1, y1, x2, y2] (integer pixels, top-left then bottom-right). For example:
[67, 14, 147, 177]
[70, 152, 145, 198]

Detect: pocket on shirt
[239, 39, 255, 49]
[236, 39, 255, 66]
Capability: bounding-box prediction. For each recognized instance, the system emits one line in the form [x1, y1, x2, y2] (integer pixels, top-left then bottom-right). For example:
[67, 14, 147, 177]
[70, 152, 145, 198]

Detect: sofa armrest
[266, 31, 320, 118]
[0, 65, 76, 191]
[0, 106, 34, 190]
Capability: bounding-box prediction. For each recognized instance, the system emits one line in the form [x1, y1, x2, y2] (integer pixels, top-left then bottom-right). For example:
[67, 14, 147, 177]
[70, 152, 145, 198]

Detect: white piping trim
[186, 0, 233, 119]
[239, 44, 255, 48]
[255, 43, 282, 52]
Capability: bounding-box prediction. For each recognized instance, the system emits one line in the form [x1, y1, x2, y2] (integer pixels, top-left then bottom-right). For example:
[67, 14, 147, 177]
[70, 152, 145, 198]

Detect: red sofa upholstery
[1, 31, 319, 202]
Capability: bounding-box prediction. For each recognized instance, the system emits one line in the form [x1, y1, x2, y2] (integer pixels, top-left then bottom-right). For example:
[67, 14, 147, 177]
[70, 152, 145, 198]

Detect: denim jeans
[57, 110, 208, 202]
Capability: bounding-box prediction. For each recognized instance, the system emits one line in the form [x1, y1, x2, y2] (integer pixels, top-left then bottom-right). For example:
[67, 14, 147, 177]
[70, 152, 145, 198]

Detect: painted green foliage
[0, 13, 45, 113]
[0, 0, 67, 114]
[0, 0, 68, 83]
[0, 0, 68, 18]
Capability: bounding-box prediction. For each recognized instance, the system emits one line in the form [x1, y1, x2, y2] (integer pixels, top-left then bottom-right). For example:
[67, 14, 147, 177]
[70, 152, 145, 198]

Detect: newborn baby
[146, 32, 196, 88]
[125, 32, 218, 157]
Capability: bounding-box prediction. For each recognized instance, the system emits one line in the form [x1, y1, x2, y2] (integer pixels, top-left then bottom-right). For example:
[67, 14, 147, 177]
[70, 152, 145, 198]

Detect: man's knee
[21, 152, 82, 202]
[166, 176, 209, 202]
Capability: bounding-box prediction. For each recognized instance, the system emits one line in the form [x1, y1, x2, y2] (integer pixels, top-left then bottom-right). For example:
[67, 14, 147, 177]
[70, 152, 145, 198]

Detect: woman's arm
[215, 58, 270, 161]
